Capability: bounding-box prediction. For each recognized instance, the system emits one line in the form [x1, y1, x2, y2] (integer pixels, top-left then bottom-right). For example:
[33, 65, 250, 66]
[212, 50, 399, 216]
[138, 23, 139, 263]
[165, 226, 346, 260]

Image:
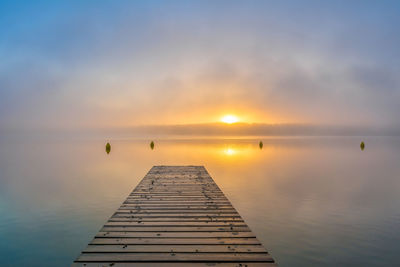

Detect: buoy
[259, 141, 263, 149]
[360, 141, 365, 151]
[150, 141, 155, 150]
[105, 142, 111, 154]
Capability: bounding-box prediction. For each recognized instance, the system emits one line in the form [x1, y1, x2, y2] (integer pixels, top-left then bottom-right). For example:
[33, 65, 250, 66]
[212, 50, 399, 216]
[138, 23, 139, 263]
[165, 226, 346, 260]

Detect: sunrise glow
[224, 148, 236, 156]
[220, 115, 239, 124]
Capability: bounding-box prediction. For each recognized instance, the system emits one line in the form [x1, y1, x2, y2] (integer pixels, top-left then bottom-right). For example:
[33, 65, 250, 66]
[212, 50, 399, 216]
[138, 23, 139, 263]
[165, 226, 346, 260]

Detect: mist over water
[1, 136, 399, 266]
[1, 1, 400, 266]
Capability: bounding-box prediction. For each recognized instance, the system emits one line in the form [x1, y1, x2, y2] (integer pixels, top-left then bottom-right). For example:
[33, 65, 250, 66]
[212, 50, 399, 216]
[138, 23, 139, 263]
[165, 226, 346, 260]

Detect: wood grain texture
[73, 166, 276, 266]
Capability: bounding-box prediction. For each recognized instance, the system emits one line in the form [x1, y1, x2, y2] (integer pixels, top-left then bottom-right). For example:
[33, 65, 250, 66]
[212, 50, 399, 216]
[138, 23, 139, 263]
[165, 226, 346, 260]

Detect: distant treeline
[125, 123, 400, 137]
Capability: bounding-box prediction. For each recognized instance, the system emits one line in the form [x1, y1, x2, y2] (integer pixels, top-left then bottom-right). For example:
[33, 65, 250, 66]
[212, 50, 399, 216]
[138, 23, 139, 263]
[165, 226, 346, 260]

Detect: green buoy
[360, 141, 365, 151]
[259, 141, 263, 149]
[150, 141, 155, 150]
[105, 142, 111, 154]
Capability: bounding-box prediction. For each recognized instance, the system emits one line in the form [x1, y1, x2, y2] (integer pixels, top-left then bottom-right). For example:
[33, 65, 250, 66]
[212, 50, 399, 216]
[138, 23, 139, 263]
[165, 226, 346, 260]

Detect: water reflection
[0, 137, 400, 266]
[224, 147, 236, 156]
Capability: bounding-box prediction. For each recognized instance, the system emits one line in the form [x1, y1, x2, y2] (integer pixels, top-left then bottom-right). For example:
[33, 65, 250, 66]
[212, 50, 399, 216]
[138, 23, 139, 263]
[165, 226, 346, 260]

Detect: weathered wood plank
[119, 207, 235, 210]
[130, 193, 226, 196]
[108, 218, 244, 222]
[121, 203, 233, 207]
[105, 221, 246, 226]
[75, 252, 274, 262]
[73, 166, 275, 265]
[122, 203, 233, 207]
[72, 263, 277, 267]
[116, 210, 238, 214]
[83, 244, 267, 253]
[127, 196, 227, 201]
[112, 216, 242, 220]
[96, 232, 256, 238]
[126, 196, 228, 199]
[90, 237, 262, 245]
[100, 226, 251, 232]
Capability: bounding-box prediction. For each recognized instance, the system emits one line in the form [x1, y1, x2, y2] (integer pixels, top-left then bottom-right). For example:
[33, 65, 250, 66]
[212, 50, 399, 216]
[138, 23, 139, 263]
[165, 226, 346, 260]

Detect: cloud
[0, 1, 399, 131]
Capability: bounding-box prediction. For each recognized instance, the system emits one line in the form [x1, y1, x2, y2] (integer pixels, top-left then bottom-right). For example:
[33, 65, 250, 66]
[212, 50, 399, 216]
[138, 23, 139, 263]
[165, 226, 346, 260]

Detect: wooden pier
[73, 166, 276, 266]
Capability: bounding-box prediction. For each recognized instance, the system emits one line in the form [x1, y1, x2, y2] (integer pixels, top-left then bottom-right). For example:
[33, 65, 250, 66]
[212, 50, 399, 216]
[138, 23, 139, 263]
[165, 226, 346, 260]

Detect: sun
[220, 115, 239, 124]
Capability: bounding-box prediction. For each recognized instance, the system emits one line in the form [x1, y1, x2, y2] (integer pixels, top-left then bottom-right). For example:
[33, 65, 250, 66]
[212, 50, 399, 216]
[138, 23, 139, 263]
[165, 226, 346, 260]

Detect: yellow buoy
[360, 141, 365, 151]
[150, 141, 155, 150]
[259, 141, 263, 149]
[105, 142, 111, 154]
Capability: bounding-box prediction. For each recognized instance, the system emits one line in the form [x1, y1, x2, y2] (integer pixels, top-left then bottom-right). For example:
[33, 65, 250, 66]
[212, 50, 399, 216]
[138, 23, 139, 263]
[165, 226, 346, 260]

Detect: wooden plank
[90, 238, 262, 245]
[83, 244, 267, 253]
[112, 214, 238, 217]
[126, 196, 227, 199]
[118, 210, 235, 214]
[123, 203, 232, 206]
[75, 252, 274, 262]
[117, 206, 235, 210]
[135, 187, 221, 188]
[130, 193, 226, 196]
[100, 226, 251, 232]
[113, 216, 241, 221]
[96, 232, 256, 238]
[115, 210, 238, 214]
[105, 222, 246, 226]
[72, 263, 277, 267]
[135, 187, 222, 189]
[119, 206, 235, 210]
[119, 206, 235, 209]
[125, 200, 229, 202]
[132, 191, 222, 193]
[129, 196, 227, 199]
[74, 166, 275, 265]
[135, 184, 220, 186]
[108, 218, 244, 222]
[136, 183, 219, 185]
[116, 210, 236, 213]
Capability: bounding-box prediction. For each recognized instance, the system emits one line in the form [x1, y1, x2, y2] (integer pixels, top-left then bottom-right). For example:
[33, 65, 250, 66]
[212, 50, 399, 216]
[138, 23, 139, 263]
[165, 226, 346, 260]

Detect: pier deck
[73, 166, 276, 266]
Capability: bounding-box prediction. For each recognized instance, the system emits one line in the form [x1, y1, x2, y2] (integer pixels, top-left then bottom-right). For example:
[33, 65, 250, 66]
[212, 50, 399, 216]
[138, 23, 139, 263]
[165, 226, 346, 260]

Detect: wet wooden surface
[72, 166, 276, 266]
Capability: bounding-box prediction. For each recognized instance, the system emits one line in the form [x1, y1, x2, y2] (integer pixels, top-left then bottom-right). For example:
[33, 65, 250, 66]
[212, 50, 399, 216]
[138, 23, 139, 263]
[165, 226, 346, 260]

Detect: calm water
[0, 136, 400, 266]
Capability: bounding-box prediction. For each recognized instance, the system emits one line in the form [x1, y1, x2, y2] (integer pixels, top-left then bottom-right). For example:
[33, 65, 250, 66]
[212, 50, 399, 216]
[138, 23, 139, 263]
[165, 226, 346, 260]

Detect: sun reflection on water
[224, 147, 236, 156]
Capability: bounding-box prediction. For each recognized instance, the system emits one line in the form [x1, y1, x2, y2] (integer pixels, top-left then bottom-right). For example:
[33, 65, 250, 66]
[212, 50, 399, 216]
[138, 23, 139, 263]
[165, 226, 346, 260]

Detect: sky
[1, 0, 400, 131]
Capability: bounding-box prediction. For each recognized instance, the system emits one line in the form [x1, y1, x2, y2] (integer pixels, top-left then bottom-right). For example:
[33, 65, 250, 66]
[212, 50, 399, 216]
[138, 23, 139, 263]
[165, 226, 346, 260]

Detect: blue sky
[1, 0, 399, 130]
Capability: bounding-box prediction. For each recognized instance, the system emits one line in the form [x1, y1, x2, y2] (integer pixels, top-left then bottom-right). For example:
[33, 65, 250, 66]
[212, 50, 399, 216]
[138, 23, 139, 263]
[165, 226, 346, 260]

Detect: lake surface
[0, 136, 399, 266]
